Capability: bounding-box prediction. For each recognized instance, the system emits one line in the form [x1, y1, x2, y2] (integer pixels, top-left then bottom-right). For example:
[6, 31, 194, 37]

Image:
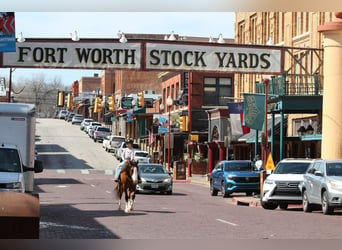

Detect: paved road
[35, 119, 342, 239]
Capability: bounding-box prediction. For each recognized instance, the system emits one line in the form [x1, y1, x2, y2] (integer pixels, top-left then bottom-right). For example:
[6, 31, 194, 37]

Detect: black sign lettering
[260, 53, 271, 69]
[172, 50, 182, 66]
[150, 49, 160, 65]
[56, 48, 68, 63]
[194, 51, 206, 67]
[102, 49, 113, 64]
[238, 53, 248, 68]
[249, 53, 259, 68]
[91, 49, 102, 64]
[184, 51, 193, 66]
[124, 49, 135, 65]
[44, 48, 57, 63]
[161, 50, 171, 66]
[225, 53, 237, 68]
[215, 52, 227, 67]
[18, 47, 31, 62]
[114, 49, 123, 64]
[33, 47, 44, 63]
[75, 48, 91, 63]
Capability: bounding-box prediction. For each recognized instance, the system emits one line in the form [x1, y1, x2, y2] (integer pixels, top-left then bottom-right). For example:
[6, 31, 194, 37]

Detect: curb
[231, 197, 262, 207]
[173, 179, 191, 183]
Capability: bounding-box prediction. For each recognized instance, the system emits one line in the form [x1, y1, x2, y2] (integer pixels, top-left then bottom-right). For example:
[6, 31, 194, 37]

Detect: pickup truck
[93, 126, 111, 142]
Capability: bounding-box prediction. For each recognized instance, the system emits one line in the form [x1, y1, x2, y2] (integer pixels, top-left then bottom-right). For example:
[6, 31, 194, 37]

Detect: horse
[114, 160, 138, 213]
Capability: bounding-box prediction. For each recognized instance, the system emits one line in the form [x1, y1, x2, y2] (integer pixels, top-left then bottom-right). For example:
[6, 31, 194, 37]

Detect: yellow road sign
[265, 152, 275, 171]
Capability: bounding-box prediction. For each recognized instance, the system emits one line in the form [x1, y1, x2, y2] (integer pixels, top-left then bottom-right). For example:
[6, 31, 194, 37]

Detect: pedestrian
[255, 154, 263, 171]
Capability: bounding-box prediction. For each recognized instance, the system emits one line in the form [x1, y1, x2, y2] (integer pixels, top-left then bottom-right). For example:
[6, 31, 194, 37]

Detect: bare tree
[13, 74, 68, 118]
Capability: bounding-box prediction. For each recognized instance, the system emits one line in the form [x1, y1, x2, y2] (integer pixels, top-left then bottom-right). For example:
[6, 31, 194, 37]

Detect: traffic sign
[265, 152, 275, 171]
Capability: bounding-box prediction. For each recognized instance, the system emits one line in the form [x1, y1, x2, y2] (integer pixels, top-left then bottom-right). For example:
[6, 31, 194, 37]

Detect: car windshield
[0, 148, 21, 172]
[135, 152, 148, 157]
[97, 127, 110, 132]
[139, 165, 167, 174]
[326, 163, 342, 176]
[224, 162, 252, 172]
[273, 162, 311, 174]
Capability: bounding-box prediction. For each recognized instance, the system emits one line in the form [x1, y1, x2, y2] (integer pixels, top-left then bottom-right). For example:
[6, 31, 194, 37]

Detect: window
[203, 77, 233, 106]
[250, 14, 257, 44]
[181, 72, 188, 89]
[238, 21, 245, 43]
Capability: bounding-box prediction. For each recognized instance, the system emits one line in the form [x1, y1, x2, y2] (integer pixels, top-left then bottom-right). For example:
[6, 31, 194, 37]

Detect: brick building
[233, 12, 333, 162]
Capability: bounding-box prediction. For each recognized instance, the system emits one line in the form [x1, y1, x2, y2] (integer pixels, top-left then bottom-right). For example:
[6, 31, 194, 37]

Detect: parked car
[300, 159, 342, 215]
[116, 141, 140, 162]
[134, 151, 150, 163]
[71, 114, 83, 125]
[85, 122, 101, 135]
[67, 113, 75, 122]
[88, 125, 100, 138]
[261, 158, 314, 210]
[80, 118, 93, 131]
[58, 110, 67, 119]
[210, 160, 260, 198]
[136, 164, 173, 195]
[93, 126, 111, 142]
[103, 135, 126, 152]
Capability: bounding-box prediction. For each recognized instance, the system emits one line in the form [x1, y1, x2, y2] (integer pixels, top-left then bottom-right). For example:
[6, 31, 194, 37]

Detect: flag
[148, 129, 154, 145]
[243, 93, 265, 131]
[228, 102, 250, 136]
[0, 12, 16, 52]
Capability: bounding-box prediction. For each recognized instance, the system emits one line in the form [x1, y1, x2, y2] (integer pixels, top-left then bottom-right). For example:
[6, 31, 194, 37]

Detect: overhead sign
[0, 40, 283, 74]
[145, 43, 282, 74]
[0, 12, 16, 52]
[0, 77, 6, 96]
[2, 42, 142, 69]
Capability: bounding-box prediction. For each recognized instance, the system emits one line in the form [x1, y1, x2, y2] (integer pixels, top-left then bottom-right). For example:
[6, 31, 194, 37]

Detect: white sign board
[145, 43, 282, 74]
[2, 42, 142, 69]
[0, 77, 6, 97]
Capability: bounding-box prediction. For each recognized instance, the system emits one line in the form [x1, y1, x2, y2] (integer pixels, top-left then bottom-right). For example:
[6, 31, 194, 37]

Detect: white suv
[261, 158, 314, 210]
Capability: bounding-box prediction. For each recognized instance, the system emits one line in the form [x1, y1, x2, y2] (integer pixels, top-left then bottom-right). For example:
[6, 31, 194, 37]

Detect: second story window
[203, 77, 233, 106]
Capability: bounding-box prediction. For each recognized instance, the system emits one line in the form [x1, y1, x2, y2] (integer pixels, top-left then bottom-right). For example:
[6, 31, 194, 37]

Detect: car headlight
[164, 178, 171, 183]
[264, 179, 275, 185]
[328, 180, 342, 189]
[6, 182, 22, 189]
[226, 175, 233, 181]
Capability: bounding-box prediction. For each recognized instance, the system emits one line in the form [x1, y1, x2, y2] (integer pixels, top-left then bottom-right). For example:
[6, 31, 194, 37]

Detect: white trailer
[0, 103, 43, 193]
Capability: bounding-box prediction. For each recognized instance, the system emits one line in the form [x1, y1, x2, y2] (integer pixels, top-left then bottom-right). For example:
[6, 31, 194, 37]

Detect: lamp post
[166, 96, 173, 172]
[263, 78, 269, 168]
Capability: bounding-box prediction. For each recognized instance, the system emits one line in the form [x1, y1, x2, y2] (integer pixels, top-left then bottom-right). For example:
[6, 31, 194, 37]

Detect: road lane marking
[57, 169, 66, 174]
[216, 219, 238, 227]
[90, 184, 96, 188]
[105, 190, 111, 194]
[56, 185, 68, 188]
[40, 221, 97, 231]
[81, 170, 90, 174]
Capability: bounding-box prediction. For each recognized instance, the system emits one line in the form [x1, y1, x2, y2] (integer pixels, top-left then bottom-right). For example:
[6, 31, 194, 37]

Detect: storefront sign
[0, 12, 16, 53]
[2, 42, 142, 69]
[145, 43, 282, 74]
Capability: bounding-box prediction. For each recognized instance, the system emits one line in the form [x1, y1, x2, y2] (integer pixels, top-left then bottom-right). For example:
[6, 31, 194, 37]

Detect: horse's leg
[117, 183, 123, 211]
[124, 188, 130, 213]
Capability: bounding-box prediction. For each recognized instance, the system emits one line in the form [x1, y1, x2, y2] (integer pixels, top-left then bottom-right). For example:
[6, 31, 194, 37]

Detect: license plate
[151, 184, 159, 189]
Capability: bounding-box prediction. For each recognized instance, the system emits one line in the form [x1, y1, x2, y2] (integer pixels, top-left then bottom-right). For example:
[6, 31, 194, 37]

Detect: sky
[0, 12, 235, 86]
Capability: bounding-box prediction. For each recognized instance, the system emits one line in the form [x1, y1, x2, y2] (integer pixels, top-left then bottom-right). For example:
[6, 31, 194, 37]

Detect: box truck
[0, 103, 43, 193]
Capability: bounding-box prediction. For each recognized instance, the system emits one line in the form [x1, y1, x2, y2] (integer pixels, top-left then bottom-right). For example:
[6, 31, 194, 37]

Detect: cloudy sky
[0, 12, 235, 86]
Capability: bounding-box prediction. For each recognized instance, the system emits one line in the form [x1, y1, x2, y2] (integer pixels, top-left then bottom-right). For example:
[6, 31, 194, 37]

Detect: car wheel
[221, 181, 228, 198]
[210, 181, 218, 196]
[246, 191, 253, 196]
[94, 138, 97, 142]
[302, 190, 313, 213]
[260, 193, 278, 210]
[279, 204, 288, 210]
[322, 191, 334, 215]
[166, 191, 172, 195]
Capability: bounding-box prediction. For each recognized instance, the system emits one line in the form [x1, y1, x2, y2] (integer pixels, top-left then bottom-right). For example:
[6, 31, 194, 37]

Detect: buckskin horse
[114, 160, 138, 213]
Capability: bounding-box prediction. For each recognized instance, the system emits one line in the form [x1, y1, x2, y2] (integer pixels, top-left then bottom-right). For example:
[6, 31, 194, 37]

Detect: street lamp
[262, 75, 271, 169]
[166, 96, 173, 171]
